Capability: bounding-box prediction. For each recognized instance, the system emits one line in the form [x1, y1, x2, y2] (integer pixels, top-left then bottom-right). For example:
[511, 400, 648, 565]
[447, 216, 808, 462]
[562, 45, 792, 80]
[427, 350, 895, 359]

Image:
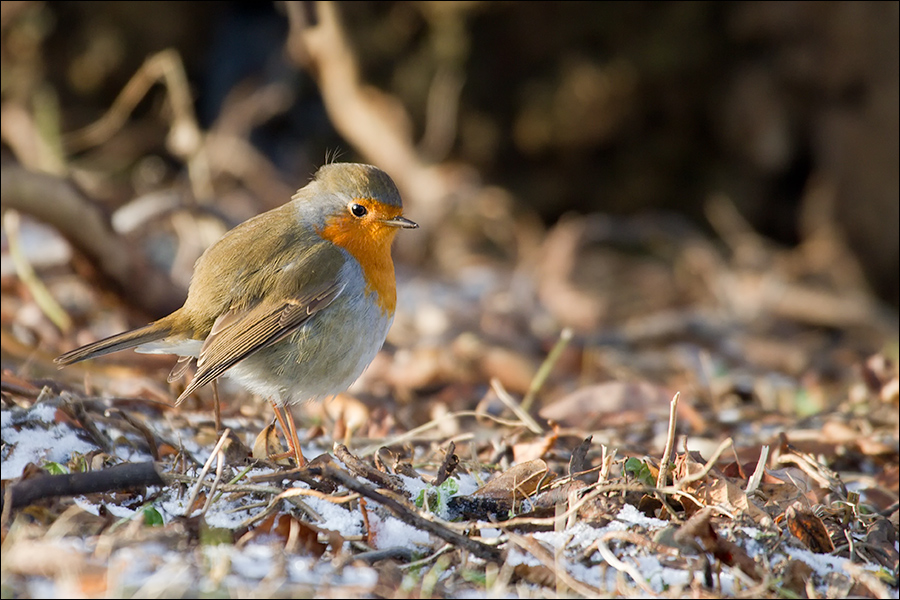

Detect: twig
[398, 543, 455, 570]
[164, 473, 282, 496]
[656, 392, 680, 490]
[672, 437, 734, 487]
[745, 445, 769, 496]
[351, 546, 416, 565]
[227, 486, 324, 530]
[111, 408, 161, 461]
[315, 461, 504, 562]
[506, 531, 602, 597]
[60, 395, 114, 454]
[490, 482, 637, 532]
[598, 445, 616, 484]
[774, 448, 841, 491]
[490, 378, 544, 435]
[3, 209, 72, 332]
[357, 410, 533, 457]
[4, 461, 165, 510]
[199, 442, 228, 519]
[63, 49, 212, 201]
[183, 428, 232, 517]
[283, 1, 469, 231]
[594, 531, 659, 596]
[656, 392, 681, 516]
[1, 165, 185, 317]
[521, 327, 572, 412]
[333, 443, 404, 491]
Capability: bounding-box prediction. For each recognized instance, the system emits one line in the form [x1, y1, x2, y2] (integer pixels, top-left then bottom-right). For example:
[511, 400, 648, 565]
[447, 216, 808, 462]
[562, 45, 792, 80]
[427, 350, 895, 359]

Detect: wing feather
[175, 281, 344, 404]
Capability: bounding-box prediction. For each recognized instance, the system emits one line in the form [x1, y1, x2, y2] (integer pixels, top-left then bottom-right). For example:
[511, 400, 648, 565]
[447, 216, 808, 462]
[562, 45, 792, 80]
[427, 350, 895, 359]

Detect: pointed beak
[382, 215, 418, 229]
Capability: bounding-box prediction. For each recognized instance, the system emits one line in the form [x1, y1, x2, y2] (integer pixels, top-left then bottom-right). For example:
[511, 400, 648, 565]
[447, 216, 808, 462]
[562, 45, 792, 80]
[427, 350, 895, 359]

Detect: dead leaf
[250, 513, 327, 558]
[785, 503, 834, 553]
[780, 559, 815, 597]
[252, 419, 290, 465]
[673, 507, 762, 581]
[512, 430, 558, 463]
[449, 460, 554, 518]
[675, 452, 771, 525]
[473, 459, 552, 503]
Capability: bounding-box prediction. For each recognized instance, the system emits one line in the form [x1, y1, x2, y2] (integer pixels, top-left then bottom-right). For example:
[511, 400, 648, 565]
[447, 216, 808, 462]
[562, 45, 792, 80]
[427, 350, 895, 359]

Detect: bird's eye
[350, 203, 368, 218]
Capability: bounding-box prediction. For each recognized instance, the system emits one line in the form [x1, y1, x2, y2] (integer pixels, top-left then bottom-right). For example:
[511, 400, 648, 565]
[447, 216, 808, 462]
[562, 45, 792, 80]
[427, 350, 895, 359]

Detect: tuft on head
[314, 163, 403, 209]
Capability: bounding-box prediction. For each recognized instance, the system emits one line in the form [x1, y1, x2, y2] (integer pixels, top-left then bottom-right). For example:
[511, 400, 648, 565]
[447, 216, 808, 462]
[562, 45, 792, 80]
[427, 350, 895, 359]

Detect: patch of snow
[368, 511, 433, 551]
[1, 407, 99, 478]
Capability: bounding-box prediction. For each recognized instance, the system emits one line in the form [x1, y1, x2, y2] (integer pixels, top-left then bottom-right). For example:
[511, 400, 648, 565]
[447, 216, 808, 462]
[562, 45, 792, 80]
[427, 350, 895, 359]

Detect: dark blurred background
[3, 1, 898, 307]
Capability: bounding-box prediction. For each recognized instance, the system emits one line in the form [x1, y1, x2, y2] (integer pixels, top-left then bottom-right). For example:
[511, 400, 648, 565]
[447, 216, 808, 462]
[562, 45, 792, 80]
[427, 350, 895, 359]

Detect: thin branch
[4, 461, 165, 510]
[315, 461, 504, 563]
[0, 165, 185, 317]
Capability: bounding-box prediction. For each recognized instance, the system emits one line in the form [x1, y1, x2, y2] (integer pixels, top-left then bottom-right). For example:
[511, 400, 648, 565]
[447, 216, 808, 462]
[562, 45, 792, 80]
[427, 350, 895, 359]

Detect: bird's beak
[382, 215, 418, 229]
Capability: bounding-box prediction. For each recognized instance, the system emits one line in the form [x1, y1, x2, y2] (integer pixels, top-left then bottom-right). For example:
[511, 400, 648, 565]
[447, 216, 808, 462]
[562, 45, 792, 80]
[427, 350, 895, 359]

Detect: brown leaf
[512, 430, 558, 464]
[513, 563, 556, 587]
[473, 459, 552, 504]
[785, 503, 835, 554]
[780, 558, 815, 597]
[322, 393, 370, 441]
[434, 441, 459, 487]
[863, 516, 900, 569]
[568, 435, 593, 481]
[450, 459, 555, 518]
[673, 507, 762, 581]
[251, 513, 327, 558]
[675, 452, 770, 524]
[252, 420, 290, 465]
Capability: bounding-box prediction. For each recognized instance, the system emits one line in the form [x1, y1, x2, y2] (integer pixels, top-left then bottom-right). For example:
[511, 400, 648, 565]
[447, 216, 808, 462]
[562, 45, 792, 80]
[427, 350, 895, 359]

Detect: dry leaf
[673, 507, 762, 581]
[675, 452, 771, 525]
[512, 430, 558, 464]
[252, 420, 290, 466]
[250, 513, 327, 558]
[475, 460, 552, 500]
[785, 503, 835, 553]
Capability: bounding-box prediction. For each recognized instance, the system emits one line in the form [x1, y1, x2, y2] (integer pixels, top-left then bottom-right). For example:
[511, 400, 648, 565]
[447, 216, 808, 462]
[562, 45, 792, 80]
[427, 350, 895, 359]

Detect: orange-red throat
[318, 199, 408, 314]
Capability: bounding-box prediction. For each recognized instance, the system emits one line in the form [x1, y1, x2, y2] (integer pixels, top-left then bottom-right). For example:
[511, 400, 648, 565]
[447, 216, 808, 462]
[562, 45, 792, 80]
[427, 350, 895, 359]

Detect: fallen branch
[0, 165, 185, 318]
[313, 459, 504, 563]
[4, 461, 165, 510]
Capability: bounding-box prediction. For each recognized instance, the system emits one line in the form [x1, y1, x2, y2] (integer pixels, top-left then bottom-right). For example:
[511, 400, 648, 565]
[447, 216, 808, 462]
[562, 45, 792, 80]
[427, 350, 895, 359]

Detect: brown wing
[174, 281, 344, 404]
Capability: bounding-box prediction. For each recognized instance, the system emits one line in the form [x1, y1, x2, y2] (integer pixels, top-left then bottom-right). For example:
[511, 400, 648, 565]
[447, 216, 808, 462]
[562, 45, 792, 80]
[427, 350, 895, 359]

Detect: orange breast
[318, 202, 402, 314]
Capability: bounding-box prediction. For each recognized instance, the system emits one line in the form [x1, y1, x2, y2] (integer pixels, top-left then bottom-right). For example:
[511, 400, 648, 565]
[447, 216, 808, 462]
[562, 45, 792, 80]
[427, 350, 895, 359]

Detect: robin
[55, 162, 418, 466]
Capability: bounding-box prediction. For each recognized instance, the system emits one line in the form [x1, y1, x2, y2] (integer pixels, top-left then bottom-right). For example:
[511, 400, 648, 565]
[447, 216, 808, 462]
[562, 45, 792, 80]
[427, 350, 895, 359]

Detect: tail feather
[55, 323, 172, 366]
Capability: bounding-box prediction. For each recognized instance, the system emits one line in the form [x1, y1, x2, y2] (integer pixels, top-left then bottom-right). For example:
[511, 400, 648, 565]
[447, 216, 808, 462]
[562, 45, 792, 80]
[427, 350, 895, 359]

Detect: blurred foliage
[1, 1, 897, 306]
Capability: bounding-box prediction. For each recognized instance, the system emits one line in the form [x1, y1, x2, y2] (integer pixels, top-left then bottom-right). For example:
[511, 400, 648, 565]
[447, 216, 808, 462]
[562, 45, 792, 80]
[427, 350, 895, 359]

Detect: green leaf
[142, 506, 164, 526]
[43, 461, 68, 475]
[414, 477, 460, 514]
[624, 457, 655, 487]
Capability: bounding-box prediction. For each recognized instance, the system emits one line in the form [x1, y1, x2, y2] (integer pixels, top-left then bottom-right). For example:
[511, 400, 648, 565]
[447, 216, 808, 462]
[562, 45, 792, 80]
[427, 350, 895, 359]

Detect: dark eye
[350, 203, 368, 218]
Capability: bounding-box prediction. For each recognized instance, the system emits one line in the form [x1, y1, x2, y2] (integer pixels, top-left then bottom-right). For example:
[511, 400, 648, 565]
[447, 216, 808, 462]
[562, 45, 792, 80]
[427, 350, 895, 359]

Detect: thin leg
[212, 379, 222, 433]
[270, 401, 306, 467]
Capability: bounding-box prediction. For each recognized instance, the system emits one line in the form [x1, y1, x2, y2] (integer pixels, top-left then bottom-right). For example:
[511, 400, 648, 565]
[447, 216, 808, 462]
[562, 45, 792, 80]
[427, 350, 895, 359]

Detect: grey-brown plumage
[56, 163, 417, 434]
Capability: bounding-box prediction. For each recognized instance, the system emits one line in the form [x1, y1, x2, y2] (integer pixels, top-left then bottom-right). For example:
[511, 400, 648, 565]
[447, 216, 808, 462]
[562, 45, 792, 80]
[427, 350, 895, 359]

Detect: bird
[55, 162, 418, 467]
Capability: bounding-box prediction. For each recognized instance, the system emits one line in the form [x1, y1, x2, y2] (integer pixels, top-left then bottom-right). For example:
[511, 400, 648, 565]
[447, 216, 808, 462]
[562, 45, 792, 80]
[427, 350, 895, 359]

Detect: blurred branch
[3, 209, 72, 332]
[0, 164, 185, 318]
[63, 49, 213, 202]
[283, 1, 477, 231]
[3, 461, 165, 510]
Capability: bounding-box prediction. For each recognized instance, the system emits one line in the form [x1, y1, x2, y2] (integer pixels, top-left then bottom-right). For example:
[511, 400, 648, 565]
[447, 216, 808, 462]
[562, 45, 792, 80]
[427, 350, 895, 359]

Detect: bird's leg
[270, 401, 307, 467]
[212, 379, 222, 433]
